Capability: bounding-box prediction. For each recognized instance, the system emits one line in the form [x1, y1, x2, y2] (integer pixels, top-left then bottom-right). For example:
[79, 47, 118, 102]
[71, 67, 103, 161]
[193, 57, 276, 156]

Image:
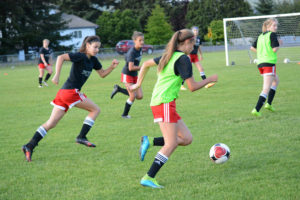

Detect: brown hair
[79, 35, 100, 53]
[262, 18, 278, 32]
[158, 29, 194, 72]
[132, 31, 144, 40]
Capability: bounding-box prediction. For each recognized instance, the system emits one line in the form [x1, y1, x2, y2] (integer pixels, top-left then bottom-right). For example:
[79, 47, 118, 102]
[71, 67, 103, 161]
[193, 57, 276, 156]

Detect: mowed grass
[0, 50, 299, 200]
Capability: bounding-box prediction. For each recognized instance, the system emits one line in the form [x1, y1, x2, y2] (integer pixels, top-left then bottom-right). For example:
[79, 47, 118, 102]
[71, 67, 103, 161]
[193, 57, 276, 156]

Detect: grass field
[0, 50, 300, 200]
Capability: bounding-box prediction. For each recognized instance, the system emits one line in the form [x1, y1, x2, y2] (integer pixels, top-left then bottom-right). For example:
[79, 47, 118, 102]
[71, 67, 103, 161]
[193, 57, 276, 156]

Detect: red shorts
[151, 100, 181, 123]
[121, 73, 137, 84]
[51, 89, 86, 112]
[189, 54, 199, 63]
[38, 64, 50, 69]
[259, 65, 276, 76]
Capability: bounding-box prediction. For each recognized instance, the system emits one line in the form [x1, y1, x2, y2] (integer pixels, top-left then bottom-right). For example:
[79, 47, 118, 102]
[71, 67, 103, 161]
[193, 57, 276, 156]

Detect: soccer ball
[209, 143, 230, 164]
[253, 59, 258, 64]
[283, 58, 290, 63]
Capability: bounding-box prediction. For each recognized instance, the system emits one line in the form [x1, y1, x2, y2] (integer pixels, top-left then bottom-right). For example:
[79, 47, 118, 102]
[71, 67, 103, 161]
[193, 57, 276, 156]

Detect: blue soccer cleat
[139, 136, 150, 161]
[140, 174, 163, 188]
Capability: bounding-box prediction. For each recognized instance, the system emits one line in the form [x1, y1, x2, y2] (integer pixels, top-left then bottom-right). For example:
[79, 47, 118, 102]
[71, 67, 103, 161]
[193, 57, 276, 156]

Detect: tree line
[0, 0, 299, 54]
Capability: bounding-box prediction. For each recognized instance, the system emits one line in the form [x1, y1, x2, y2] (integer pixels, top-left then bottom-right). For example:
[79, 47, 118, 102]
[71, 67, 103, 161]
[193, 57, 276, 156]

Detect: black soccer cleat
[22, 145, 33, 162]
[76, 137, 96, 147]
[110, 84, 119, 99]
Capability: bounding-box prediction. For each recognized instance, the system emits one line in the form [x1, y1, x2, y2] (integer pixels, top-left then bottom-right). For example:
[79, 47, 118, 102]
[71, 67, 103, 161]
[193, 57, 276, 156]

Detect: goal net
[223, 12, 300, 66]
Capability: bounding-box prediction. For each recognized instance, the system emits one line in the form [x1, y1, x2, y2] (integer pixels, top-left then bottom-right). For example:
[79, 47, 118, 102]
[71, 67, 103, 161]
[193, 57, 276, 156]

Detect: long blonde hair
[158, 29, 194, 72]
[262, 18, 278, 32]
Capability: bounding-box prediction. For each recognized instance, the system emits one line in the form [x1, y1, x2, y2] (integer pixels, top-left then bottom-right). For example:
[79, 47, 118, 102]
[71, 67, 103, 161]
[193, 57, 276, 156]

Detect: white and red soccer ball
[209, 143, 230, 164]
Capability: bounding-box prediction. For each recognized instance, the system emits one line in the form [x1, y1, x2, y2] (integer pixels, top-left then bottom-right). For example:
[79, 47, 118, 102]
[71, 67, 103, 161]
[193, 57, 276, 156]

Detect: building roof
[61, 13, 99, 29]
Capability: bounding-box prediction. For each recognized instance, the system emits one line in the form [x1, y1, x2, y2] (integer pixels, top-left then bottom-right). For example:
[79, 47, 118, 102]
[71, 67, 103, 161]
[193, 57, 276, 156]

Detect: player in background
[22, 36, 119, 162]
[180, 26, 215, 90]
[38, 39, 53, 88]
[250, 18, 280, 117]
[110, 31, 144, 119]
[129, 29, 218, 188]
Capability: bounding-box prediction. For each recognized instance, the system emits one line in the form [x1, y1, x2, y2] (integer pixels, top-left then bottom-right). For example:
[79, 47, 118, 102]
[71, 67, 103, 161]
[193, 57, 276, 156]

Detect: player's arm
[128, 61, 141, 71]
[52, 53, 70, 85]
[129, 59, 157, 91]
[271, 33, 280, 53]
[48, 53, 53, 66]
[185, 75, 218, 92]
[40, 54, 48, 66]
[250, 38, 258, 52]
[250, 46, 257, 52]
[96, 59, 119, 78]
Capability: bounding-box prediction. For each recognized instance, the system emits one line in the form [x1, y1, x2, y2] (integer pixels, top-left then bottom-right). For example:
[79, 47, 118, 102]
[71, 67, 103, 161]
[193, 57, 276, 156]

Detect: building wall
[59, 28, 96, 50]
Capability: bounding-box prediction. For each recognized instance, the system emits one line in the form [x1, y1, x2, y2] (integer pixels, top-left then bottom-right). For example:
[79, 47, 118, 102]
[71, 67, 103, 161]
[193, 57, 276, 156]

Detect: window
[73, 31, 82, 38]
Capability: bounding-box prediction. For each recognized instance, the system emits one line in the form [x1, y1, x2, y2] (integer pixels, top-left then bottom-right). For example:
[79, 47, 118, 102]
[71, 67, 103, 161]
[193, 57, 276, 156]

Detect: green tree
[255, 0, 273, 15]
[186, 0, 252, 41]
[0, 0, 70, 55]
[204, 20, 224, 44]
[274, 0, 300, 13]
[96, 9, 141, 47]
[144, 4, 173, 45]
[58, 0, 118, 23]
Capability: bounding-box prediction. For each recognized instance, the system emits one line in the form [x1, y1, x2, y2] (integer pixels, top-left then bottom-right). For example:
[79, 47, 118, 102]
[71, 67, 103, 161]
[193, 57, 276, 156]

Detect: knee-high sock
[122, 99, 133, 116]
[77, 117, 94, 139]
[267, 86, 277, 105]
[147, 152, 168, 178]
[27, 126, 47, 150]
[255, 93, 267, 112]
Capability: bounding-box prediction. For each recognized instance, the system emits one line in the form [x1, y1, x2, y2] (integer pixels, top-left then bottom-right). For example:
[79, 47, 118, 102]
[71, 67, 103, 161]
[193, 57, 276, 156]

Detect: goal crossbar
[223, 12, 300, 66]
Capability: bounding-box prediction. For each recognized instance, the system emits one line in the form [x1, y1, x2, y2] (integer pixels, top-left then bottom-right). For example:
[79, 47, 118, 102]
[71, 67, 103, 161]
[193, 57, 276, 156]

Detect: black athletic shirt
[121, 47, 142, 77]
[38, 47, 53, 64]
[61, 52, 102, 90]
[153, 51, 193, 80]
[190, 36, 202, 55]
[252, 31, 280, 68]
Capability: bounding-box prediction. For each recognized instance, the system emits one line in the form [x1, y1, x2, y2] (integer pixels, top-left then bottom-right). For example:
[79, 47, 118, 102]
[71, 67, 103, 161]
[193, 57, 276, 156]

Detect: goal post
[223, 12, 300, 66]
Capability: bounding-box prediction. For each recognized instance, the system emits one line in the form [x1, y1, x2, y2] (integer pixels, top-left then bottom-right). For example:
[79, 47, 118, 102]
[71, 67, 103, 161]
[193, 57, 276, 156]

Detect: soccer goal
[223, 12, 300, 66]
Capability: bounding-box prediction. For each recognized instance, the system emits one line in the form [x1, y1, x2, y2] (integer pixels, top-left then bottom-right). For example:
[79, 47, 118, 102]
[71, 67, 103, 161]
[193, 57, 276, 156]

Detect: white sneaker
[38, 85, 43, 88]
[122, 115, 131, 119]
[42, 81, 48, 86]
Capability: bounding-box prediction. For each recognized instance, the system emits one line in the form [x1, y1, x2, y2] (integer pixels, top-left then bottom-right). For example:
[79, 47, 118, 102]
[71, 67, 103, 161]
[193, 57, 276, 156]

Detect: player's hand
[112, 59, 119, 68]
[199, 55, 203, 61]
[52, 75, 59, 85]
[128, 84, 140, 92]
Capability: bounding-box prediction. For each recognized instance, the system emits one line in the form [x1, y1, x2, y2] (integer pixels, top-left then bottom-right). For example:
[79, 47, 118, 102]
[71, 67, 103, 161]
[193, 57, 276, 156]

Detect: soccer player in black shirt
[22, 36, 119, 162]
[188, 26, 215, 89]
[38, 39, 53, 87]
[110, 31, 144, 118]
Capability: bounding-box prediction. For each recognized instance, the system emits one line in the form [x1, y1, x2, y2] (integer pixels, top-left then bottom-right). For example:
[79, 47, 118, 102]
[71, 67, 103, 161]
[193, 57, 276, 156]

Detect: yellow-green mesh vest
[150, 52, 184, 106]
[257, 32, 277, 64]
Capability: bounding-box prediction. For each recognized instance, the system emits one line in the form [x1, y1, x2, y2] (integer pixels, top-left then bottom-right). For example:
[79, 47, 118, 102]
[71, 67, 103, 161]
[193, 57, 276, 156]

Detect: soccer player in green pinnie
[129, 29, 218, 188]
[250, 18, 280, 117]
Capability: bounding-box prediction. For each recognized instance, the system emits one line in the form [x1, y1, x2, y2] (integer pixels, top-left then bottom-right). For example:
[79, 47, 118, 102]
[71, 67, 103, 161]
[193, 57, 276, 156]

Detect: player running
[129, 29, 218, 188]
[250, 18, 280, 117]
[22, 36, 119, 162]
[38, 39, 53, 88]
[181, 26, 214, 90]
[110, 31, 144, 119]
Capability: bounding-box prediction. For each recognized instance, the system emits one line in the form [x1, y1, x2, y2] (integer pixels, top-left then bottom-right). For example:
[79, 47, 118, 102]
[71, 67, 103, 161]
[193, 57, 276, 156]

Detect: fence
[0, 43, 225, 66]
